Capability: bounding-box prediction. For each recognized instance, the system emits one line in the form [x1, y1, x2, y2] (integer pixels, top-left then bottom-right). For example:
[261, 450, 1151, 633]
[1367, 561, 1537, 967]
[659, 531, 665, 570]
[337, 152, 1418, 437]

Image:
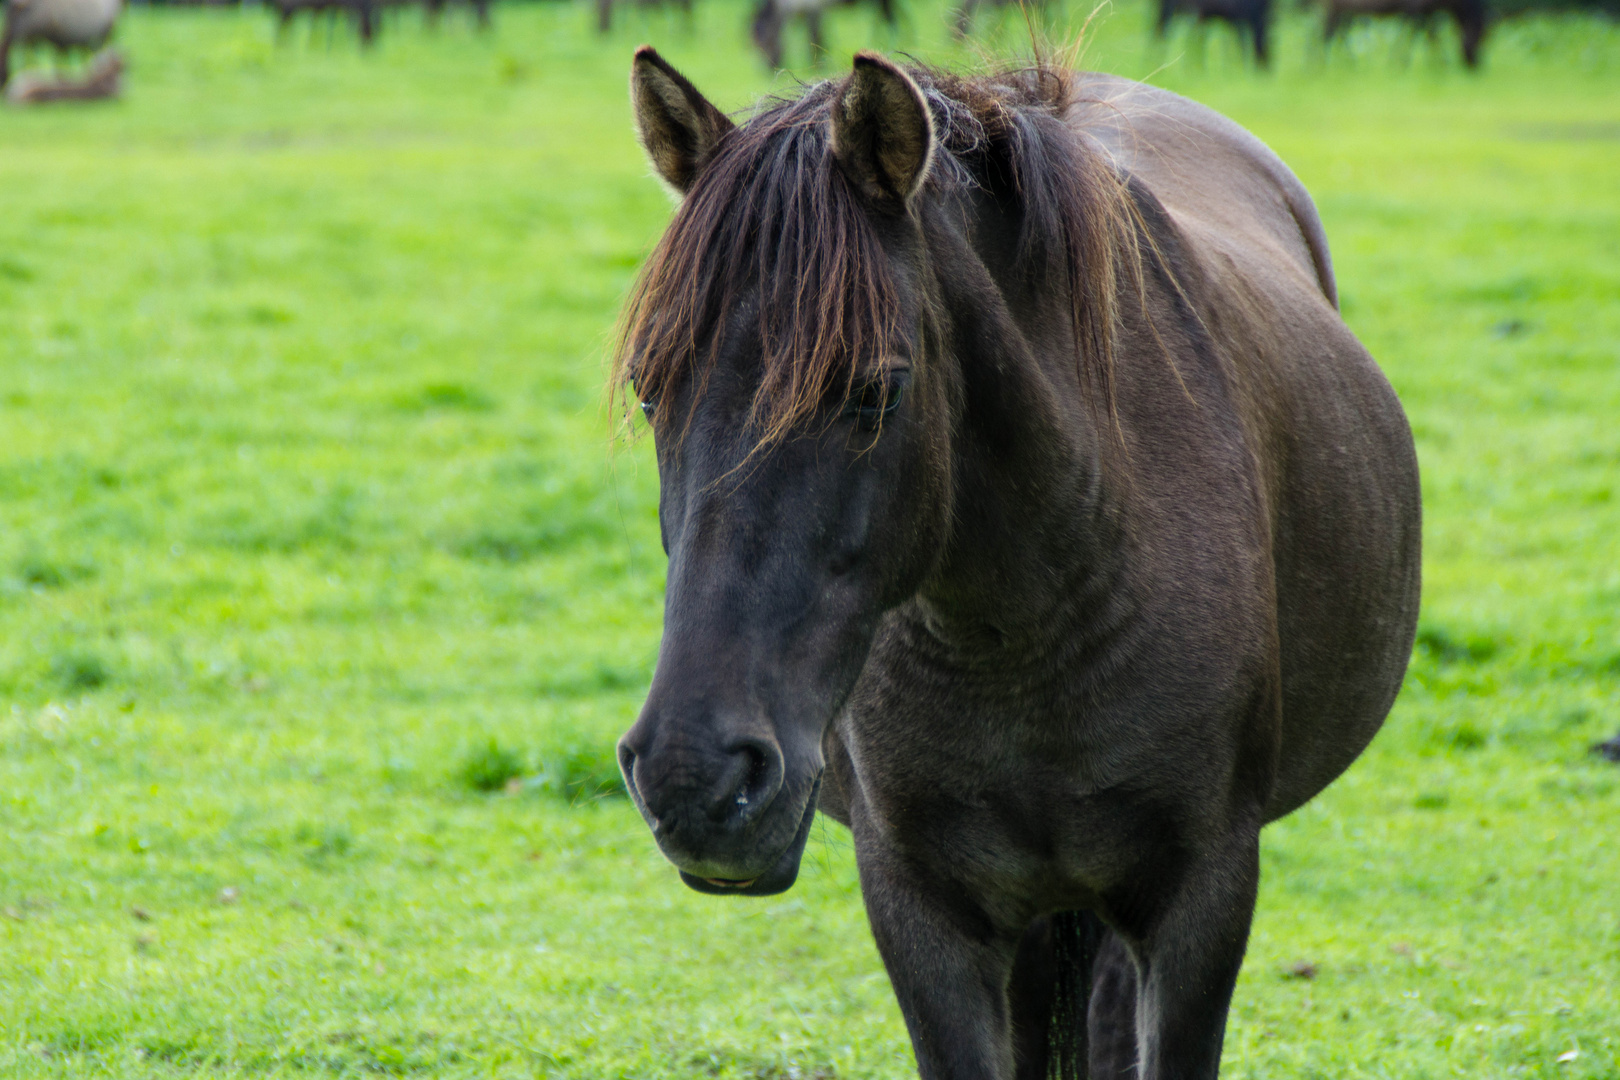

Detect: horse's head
[615, 48, 955, 895]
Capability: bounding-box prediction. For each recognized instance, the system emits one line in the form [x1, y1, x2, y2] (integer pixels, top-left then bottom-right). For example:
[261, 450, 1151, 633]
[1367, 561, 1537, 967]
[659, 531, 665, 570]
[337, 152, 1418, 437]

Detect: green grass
[1, 1, 1617, 1076]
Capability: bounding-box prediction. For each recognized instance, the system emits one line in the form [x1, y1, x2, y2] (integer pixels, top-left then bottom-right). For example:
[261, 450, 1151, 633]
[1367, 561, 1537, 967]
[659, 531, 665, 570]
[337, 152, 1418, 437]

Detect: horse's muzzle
[676, 774, 821, 897]
[618, 725, 821, 895]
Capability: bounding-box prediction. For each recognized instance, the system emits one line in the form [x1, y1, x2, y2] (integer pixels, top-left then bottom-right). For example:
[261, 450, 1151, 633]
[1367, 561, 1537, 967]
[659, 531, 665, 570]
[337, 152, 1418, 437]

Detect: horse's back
[1070, 75, 1421, 821]
[9, 0, 120, 46]
[1070, 74, 1337, 309]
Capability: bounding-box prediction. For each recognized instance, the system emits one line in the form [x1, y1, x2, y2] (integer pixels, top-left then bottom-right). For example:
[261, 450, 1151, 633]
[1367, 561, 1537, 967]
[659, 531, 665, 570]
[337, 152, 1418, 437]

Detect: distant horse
[596, 0, 691, 34]
[615, 46, 1419, 1080]
[1157, 0, 1272, 66]
[1322, 0, 1487, 67]
[749, 0, 893, 68]
[0, 0, 121, 90]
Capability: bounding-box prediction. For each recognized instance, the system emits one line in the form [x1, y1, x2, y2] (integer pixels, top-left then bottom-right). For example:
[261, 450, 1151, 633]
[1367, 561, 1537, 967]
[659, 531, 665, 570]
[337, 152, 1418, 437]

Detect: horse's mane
[614, 61, 1138, 445]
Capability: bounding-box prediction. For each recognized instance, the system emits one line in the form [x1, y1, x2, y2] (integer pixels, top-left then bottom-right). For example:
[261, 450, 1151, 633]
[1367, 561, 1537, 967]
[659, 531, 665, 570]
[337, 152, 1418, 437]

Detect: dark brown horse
[1157, 0, 1272, 66]
[615, 47, 1421, 1080]
[1322, 0, 1487, 67]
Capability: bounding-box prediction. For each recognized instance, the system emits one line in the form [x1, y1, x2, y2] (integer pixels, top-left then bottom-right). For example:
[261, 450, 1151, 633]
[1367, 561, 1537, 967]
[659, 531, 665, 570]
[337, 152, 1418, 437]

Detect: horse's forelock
[614, 63, 1137, 445]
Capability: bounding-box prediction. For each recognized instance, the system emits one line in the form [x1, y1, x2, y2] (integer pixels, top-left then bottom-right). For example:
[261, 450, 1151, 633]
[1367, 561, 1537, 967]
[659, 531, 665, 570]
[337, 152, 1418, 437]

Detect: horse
[749, 0, 893, 68]
[614, 47, 1421, 1080]
[1322, 0, 1487, 67]
[1156, 0, 1272, 66]
[0, 0, 121, 90]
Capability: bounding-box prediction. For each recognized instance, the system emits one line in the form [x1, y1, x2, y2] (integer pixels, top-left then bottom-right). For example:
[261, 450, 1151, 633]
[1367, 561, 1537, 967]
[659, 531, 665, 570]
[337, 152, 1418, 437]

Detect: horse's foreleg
[1122, 830, 1260, 1080]
[856, 837, 1020, 1080]
[1086, 929, 1138, 1079]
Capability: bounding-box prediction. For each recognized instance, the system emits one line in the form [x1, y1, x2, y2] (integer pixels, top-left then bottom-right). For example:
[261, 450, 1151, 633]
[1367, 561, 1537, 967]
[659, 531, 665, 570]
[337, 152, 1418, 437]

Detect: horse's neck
[919, 273, 1138, 656]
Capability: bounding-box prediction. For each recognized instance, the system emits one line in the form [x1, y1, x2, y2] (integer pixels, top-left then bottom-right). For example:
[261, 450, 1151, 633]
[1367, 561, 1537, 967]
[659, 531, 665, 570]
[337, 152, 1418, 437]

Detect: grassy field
[1, 1, 1618, 1076]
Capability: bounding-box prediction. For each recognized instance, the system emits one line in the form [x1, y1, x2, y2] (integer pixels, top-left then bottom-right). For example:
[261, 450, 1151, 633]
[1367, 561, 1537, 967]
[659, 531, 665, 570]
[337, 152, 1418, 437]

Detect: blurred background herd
[3, 0, 1617, 103]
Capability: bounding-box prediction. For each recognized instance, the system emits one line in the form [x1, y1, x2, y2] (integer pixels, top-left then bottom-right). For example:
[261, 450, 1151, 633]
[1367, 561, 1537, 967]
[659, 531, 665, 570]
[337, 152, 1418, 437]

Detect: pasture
[1, 1, 1618, 1076]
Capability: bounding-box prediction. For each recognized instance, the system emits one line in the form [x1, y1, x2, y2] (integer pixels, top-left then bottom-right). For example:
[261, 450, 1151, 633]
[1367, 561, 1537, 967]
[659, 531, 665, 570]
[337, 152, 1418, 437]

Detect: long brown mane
[614, 61, 1138, 445]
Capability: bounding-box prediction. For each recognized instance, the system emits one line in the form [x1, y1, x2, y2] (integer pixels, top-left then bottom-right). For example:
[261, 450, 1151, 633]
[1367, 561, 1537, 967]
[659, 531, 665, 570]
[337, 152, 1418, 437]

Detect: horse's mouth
[700, 876, 758, 889]
[675, 773, 821, 898]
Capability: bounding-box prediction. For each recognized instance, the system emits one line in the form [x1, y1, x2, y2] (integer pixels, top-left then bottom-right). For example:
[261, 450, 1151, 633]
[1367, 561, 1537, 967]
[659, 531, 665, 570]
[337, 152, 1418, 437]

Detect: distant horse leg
[596, 0, 612, 33]
[954, 0, 979, 39]
[1456, 0, 1484, 66]
[1250, 0, 1271, 66]
[750, 0, 784, 67]
[1322, 6, 1345, 58]
[1124, 830, 1260, 1080]
[805, 9, 825, 65]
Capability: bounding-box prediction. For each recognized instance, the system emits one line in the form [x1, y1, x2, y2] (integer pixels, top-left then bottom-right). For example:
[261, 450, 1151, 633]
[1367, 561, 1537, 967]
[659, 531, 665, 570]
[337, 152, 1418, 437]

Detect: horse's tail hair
[1047, 910, 1104, 1080]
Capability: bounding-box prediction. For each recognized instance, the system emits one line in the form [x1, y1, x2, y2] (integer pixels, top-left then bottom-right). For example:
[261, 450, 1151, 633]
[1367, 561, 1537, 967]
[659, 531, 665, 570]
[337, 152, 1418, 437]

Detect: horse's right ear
[829, 52, 935, 212]
[630, 46, 735, 197]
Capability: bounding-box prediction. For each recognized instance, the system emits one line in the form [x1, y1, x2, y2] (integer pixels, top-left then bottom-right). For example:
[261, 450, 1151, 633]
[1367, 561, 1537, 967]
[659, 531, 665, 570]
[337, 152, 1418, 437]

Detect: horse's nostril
[617, 741, 643, 800]
[727, 740, 783, 820]
[734, 745, 765, 807]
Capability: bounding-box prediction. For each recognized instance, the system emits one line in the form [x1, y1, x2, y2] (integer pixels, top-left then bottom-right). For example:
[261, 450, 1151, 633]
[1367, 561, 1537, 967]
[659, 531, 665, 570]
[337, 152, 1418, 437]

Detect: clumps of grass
[457, 739, 526, 793]
[0, 256, 34, 282]
[202, 490, 360, 553]
[1415, 624, 1500, 666]
[394, 382, 495, 413]
[1438, 721, 1488, 751]
[293, 822, 354, 865]
[15, 551, 94, 589]
[538, 661, 650, 699]
[50, 650, 112, 692]
[453, 738, 625, 803]
[531, 742, 626, 804]
[452, 504, 619, 562]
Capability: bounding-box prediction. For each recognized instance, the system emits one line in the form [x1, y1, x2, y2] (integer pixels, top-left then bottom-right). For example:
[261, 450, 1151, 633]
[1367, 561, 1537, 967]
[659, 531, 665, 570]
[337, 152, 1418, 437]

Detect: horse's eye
[640, 398, 657, 421]
[844, 376, 906, 431]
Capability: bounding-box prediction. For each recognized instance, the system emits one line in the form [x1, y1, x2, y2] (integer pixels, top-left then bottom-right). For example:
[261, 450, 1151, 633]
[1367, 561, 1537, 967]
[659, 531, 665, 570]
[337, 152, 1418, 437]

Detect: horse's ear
[630, 46, 735, 197]
[829, 51, 935, 211]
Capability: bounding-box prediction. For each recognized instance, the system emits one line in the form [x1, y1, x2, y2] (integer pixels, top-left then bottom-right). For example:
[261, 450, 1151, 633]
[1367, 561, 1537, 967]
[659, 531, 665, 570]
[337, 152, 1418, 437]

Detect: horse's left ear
[631, 46, 736, 197]
[830, 52, 935, 211]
